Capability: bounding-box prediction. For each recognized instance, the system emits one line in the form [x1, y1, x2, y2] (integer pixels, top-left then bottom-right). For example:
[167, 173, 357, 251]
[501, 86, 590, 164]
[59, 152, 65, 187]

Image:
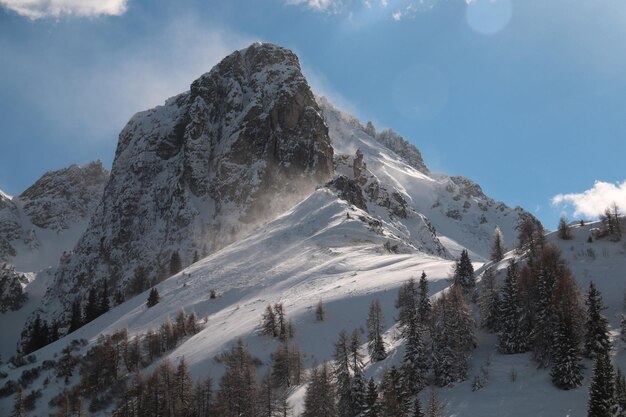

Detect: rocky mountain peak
[34, 43, 334, 334]
[17, 161, 109, 231]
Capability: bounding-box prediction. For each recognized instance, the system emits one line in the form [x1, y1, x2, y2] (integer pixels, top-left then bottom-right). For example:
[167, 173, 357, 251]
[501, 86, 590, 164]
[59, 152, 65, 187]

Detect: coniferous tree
[367, 300, 386, 361]
[550, 269, 584, 390]
[146, 287, 160, 308]
[350, 330, 366, 416]
[588, 351, 615, 417]
[402, 317, 427, 396]
[84, 287, 99, 323]
[170, 251, 183, 276]
[379, 366, 408, 417]
[614, 369, 626, 417]
[557, 216, 572, 240]
[418, 272, 431, 325]
[477, 267, 500, 331]
[316, 299, 327, 322]
[68, 299, 82, 333]
[425, 390, 445, 417]
[274, 303, 287, 341]
[303, 363, 337, 417]
[529, 244, 565, 367]
[490, 227, 505, 262]
[11, 385, 25, 417]
[216, 338, 259, 417]
[453, 249, 475, 294]
[584, 282, 611, 359]
[498, 261, 527, 354]
[364, 378, 380, 417]
[193, 375, 214, 417]
[114, 289, 125, 306]
[622, 315, 626, 345]
[334, 330, 353, 417]
[396, 278, 418, 332]
[412, 397, 425, 417]
[261, 305, 278, 337]
[174, 357, 194, 417]
[99, 279, 110, 315]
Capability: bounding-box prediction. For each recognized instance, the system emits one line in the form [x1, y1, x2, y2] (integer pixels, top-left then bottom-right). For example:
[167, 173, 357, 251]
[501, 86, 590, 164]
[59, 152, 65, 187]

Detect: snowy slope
[0, 185, 464, 416]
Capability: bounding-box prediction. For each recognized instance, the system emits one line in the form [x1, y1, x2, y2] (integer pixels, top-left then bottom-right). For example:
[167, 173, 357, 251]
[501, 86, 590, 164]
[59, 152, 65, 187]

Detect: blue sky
[1, 0, 626, 229]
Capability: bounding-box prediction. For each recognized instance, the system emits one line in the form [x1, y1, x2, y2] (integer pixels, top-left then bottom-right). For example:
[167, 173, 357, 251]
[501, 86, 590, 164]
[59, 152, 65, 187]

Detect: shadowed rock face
[35, 43, 334, 333]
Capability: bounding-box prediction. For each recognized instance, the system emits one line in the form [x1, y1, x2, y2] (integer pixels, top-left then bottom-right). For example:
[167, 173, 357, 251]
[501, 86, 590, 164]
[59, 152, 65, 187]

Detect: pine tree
[316, 299, 327, 322]
[350, 330, 366, 416]
[303, 363, 337, 417]
[379, 367, 408, 417]
[11, 385, 25, 417]
[99, 279, 110, 315]
[418, 272, 431, 325]
[588, 351, 615, 417]
[364, 378, 380, 417]
[477, 267, 499, 331]
[498, 261, 527, 354]
[396, 278, 418, 332]
[622, 315, 626, 344]
[412, 397, 425, 417]
[146, 287, 160, 308]
[170, 251, 183, 276]
[614, 369, 626, 417]
[490, 227, 505, 262]
[261, 304, 278, 337]
[84, 287, 99, 323]
[584, 282, 611, 359]
[367, 300, 386, 361]
[402, 318, 427, 396]
[68, 299, 82, 333]
[557, 216, 572, 240]
[453, 249, 475, 294]
[550, 269, 584, 390]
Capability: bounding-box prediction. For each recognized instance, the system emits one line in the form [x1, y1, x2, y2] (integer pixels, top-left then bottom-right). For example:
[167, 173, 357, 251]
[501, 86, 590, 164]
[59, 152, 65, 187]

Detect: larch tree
[367, 300, 387, 361]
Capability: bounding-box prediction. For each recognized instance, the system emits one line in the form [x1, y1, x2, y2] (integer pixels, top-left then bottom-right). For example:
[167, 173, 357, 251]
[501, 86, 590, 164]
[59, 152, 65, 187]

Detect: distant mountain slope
[318, 97, 532, 260]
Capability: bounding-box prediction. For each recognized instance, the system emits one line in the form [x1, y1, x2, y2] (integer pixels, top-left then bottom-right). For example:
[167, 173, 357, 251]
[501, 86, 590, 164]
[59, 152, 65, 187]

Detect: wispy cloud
[551, 180, 626, 218]
[0, 0, 127, 19]
[285, 0, 435, 19]
[1, 17, 252, 143]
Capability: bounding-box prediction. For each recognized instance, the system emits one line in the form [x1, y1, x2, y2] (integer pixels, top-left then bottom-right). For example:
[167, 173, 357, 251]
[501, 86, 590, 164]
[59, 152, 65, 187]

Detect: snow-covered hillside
[2, 43, 618, 417]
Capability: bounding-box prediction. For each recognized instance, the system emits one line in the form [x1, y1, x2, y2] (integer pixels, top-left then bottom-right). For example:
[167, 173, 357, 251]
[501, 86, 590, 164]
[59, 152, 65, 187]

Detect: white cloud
[551, 180, 626, 218]
[0, 0, 127, 19]
[286, 0, 346, 14]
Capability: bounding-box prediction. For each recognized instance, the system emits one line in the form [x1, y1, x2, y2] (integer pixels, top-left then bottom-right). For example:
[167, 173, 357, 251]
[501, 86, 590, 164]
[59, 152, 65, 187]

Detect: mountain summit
[35, 42, 334, 332]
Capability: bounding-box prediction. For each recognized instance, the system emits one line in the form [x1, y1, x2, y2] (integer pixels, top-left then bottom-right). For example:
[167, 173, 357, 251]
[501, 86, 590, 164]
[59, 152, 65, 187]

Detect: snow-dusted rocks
[0, 262, 28, 312]
[0, 161, 109, 268]
[37, 43, 334, 332]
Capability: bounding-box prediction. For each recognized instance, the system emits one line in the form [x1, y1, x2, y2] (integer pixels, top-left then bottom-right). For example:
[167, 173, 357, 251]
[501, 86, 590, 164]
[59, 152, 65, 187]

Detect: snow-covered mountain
[0, 161, 109, 359]
[0, 161, 109, 272]
[0, 43, 585, 416]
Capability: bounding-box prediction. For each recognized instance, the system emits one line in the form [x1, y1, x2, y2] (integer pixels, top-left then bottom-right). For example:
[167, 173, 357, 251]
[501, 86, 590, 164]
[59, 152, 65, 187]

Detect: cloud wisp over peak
[552, 180, 626, 219]
[0, 0, 127, 19]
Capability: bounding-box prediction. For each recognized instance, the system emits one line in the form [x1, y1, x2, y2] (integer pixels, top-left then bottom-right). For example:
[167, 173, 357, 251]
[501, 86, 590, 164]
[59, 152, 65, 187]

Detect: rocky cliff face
[0, 162, 109, 266]
[38, 43, 334, 331]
